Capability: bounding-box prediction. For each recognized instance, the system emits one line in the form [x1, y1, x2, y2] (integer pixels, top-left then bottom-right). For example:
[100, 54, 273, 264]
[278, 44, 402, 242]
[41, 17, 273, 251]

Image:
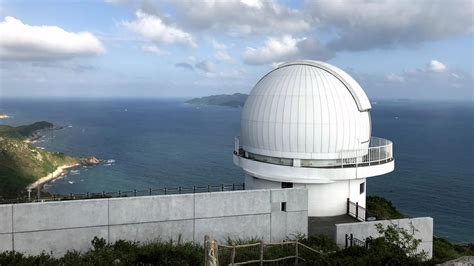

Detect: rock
[80, 156, 101, 166]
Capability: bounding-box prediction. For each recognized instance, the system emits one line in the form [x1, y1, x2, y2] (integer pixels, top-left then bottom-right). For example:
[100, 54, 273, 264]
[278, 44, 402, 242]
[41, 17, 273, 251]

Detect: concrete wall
[0, 188, 307, 257]
[335, 217, 433, 259]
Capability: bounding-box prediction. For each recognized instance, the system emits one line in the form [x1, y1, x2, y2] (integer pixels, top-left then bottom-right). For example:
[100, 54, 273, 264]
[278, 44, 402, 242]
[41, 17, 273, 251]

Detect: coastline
[24, 133, 41, 144]
[27, 163, 80, 190]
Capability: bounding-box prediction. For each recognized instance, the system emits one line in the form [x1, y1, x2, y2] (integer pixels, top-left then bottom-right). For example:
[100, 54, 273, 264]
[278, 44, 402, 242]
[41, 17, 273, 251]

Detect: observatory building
[234, 60, 394, 217]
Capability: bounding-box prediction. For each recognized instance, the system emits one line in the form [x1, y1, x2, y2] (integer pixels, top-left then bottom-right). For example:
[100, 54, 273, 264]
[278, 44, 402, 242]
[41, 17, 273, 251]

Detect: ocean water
[0, 98, 472, 243]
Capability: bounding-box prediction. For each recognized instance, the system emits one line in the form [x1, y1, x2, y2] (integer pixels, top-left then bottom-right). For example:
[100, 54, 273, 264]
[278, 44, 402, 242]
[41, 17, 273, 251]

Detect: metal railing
[0, 183, 245, 205]
[339, 137, 393, 168]
[235, 136, 393, 168]
[345, 234, 370, 248]
[347, 198, 366, 222]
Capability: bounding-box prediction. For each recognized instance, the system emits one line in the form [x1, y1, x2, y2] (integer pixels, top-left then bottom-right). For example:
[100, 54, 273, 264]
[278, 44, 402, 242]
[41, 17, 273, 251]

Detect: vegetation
[0, 228, 428, 265]
[431, 237, 474, 264]
[0, 237, 204, 266]
[185, 93, 248, 108]
[367, 195, 473, 264]
[367, 195, 404, 219]
[0, 121, 77, 198]
[0, 121, 53, 140]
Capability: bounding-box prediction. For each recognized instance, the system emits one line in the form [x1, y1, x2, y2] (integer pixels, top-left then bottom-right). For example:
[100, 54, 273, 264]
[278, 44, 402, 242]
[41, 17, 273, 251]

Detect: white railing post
[378, 146, 381, 163]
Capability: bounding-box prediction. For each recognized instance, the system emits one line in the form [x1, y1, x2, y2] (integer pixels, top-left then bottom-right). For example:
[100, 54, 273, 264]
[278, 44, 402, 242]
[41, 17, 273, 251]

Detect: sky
[0, 0, 472, 100]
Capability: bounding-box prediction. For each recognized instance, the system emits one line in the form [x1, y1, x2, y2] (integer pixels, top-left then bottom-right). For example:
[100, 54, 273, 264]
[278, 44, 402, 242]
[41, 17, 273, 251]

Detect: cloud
[155, 1, 310, 36]
[108, 0, 472, 65]
[212, 39, 235, 63]
[243, 35, 304, 65]
[175, 62, 194, 71]
[31, 61, 98, 73]
[242, 35, 334, 65]
[386, 73, 405, 82]
[296, 37, 335, 61]
[0, 16, 105, 61]
[353, 60, 473, 100]
[426, 60, 447, 73]
[195, 60, 215, 73]
[212, 39, 227, 50]
[306, 0, 474, 51]
[141, 44, 162, 54]
[123, 10, 196, 48]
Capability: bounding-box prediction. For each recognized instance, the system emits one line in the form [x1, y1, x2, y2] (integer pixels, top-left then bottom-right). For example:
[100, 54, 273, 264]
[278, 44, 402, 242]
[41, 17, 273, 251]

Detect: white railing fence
[235, 136, 393, 168]
[339, 137, 393, 168]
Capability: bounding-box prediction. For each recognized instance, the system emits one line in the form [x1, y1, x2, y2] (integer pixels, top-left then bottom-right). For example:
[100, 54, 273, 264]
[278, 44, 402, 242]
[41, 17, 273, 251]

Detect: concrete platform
[308, 215, 358, 237]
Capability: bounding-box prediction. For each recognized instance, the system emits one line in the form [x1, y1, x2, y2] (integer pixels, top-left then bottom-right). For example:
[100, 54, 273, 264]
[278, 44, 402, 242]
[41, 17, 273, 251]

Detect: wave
[70, 170, 80, 175]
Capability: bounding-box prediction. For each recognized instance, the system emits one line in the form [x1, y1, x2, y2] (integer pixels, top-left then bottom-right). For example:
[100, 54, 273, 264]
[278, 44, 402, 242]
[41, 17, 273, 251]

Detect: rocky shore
[26, 156, 101, 190]
[0, 120, 102, 197]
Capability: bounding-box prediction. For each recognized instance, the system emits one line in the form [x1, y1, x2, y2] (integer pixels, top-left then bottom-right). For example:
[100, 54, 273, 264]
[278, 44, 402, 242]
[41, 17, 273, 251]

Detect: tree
[374, 222, 426, 260]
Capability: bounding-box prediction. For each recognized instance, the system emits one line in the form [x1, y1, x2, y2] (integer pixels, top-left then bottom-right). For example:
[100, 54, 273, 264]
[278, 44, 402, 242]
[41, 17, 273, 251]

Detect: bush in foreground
[0, 237, 203, 266]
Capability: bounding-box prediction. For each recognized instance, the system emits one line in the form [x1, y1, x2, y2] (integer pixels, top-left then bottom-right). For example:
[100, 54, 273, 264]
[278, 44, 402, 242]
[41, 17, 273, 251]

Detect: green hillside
[0, 122, 77, 198]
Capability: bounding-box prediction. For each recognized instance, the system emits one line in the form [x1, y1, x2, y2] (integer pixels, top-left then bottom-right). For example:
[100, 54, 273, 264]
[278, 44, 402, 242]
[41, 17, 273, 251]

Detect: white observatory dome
[241, 60, 372, 160]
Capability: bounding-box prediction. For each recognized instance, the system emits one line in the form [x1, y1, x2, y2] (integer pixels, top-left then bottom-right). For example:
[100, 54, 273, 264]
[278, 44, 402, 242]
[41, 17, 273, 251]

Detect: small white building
[234, 60, 394, 217]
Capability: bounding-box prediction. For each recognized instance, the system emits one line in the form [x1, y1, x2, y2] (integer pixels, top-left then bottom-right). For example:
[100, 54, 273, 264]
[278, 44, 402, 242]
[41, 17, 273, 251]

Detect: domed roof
[240, 60, 372, 160]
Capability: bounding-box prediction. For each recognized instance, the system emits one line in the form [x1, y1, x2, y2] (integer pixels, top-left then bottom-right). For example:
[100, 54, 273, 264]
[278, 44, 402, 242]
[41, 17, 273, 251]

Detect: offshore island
[186, 93, 248, 108]
[0, 121, 99, 199]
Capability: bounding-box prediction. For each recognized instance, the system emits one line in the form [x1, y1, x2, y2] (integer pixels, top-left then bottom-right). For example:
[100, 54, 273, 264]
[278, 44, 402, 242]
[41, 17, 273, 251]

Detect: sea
[0, 98, 472, 243]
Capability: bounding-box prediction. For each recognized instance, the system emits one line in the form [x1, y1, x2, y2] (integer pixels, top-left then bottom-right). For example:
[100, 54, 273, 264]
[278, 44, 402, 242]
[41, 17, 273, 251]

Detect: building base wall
[245, 175, 366, 217]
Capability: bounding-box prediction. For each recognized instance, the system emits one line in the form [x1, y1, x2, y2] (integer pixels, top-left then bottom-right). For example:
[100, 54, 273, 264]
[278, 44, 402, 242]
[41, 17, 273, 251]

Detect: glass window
[360, 182, 365, 194]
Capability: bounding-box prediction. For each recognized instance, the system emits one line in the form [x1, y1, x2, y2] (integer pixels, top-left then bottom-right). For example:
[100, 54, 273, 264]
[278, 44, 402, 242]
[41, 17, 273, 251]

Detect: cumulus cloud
[296, 37, 335, 61]
[427, 60, 447, 73]
[243, 35, 304, 65]
[306, 0, 474, 51]
[123, 10, 196, 48]
[0, 16, 105, 61]
[242, 35, 334, 65]
[107, 0, 474, 65]
[156, 0, 309, 36]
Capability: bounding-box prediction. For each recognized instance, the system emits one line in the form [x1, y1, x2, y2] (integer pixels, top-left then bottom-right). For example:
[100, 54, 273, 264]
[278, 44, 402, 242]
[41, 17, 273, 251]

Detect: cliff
[185, 93, 248, 108]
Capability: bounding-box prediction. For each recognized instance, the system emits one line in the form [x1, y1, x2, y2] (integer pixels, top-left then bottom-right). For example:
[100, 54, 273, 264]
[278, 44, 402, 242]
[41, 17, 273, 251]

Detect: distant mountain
[185, 93, 248, 108]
